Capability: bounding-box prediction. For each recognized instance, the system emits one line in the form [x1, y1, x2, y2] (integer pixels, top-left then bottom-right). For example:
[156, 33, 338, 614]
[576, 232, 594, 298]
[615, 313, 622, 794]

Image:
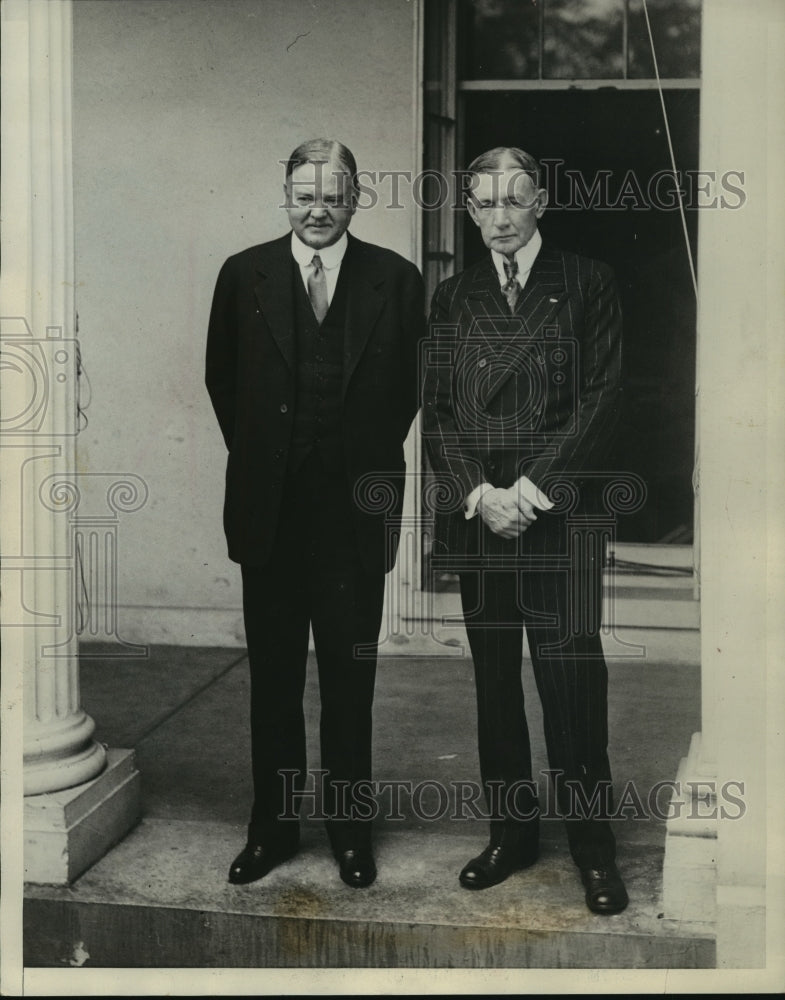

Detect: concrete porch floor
[23, 627, 715, 969]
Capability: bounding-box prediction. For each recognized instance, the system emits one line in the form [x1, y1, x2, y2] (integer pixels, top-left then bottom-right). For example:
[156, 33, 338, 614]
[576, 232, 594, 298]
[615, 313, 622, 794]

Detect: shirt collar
[290, 230, 348, 269]
[491, 228, 542, 283]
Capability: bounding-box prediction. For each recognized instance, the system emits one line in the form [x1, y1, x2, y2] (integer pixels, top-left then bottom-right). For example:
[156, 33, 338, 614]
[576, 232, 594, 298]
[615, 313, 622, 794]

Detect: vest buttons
[280, 403, 288, 413]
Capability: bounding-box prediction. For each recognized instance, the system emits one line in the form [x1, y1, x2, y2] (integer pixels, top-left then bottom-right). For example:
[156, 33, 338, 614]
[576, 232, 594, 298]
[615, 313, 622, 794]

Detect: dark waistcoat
[287, 261, 348, 475]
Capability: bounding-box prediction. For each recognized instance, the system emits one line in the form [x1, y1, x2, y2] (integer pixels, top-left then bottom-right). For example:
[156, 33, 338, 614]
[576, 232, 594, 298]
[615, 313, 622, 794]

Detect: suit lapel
[465, 244, 567, 406]
[513, 243, 566, 334]
[465, 257, 512, 346]
[342, 234, 385, 397]
[252, 232, 387, 389]
[253, 234, 296, 371]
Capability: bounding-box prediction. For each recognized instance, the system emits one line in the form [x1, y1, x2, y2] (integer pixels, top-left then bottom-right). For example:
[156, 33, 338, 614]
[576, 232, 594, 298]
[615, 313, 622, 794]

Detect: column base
[716, 885, 766, 968]
[662, 731, 718, 923]
[24, 748, 141, 885]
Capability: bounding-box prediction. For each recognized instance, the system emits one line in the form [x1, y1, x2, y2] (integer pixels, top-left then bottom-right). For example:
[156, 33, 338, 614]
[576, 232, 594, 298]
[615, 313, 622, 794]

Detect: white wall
[72, 0, 420, 644]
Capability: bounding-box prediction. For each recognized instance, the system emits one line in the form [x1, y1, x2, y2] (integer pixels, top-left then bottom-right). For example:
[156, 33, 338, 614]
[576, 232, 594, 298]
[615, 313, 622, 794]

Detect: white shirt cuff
[464, 483, 495, 519]
[510, 476, 554, 510]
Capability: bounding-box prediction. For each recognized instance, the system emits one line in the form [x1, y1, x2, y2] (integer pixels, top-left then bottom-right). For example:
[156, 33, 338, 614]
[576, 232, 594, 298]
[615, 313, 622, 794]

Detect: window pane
[543, 0, 624, 79]
[628, 0, 701, 79]
[462, 0, 540, 80]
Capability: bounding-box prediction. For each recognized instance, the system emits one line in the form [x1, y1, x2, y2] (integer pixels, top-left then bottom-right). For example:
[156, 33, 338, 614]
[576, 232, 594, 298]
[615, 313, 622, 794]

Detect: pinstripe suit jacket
[422, 242, 623, 557]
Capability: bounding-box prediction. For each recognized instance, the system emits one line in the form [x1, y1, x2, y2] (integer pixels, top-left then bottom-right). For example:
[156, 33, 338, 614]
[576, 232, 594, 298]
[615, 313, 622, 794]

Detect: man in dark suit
[422, 146, 628, 913]
[206, 138, 424, 888]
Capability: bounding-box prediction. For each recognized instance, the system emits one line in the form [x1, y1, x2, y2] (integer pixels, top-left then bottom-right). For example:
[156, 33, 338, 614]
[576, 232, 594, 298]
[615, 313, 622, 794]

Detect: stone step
[25, 818, 714, 969]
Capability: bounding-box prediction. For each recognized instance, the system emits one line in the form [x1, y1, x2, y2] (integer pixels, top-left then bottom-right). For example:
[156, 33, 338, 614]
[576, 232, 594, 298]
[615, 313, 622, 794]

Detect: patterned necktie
[308, 253, 329, 324]
[502, 256, 520, 313]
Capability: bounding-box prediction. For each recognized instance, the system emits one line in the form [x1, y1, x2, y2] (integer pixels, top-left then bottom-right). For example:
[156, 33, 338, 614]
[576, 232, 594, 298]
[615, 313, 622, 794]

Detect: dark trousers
[241, 451, 385, 853]
[458, 519, 616, 868]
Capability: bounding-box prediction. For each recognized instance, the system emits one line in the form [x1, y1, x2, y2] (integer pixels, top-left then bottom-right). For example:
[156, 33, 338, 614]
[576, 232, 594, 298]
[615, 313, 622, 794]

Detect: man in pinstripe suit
[422, 146, 628, 914]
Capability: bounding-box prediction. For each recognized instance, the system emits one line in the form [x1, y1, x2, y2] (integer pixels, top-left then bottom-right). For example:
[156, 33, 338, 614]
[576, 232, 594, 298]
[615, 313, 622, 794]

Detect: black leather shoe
[580, 862, 629, 914]
[337, 847, 377, 888]
[459, 842, 539, 890]
[228, 841, 298, 885]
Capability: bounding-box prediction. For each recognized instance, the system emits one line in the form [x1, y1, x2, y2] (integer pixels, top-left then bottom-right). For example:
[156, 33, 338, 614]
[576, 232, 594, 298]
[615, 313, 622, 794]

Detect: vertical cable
[642, 0, 698, 299]
[538, 0, 545, 80]
[622, 0, 630, 79]
[642, 0, 700, 573]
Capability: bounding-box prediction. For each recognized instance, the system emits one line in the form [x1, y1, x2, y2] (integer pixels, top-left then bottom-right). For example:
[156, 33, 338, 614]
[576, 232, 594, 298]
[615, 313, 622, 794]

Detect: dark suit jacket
[422, 242, 623, 556]
[206, 231, 425, 574]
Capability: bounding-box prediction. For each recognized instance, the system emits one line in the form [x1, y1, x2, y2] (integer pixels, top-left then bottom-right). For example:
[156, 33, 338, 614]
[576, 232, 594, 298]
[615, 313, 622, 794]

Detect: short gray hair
[285, 138, 358, 190]
[466, 146, 541, 188]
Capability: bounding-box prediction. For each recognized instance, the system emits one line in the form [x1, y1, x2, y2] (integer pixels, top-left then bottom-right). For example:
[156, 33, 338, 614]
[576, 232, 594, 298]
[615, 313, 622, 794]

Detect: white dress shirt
[290, 230, 348, 305]
[465, 228, 554, 519]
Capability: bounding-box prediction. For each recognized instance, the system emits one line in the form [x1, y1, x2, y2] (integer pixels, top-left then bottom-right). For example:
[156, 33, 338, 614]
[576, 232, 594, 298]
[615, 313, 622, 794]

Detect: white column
[662, 0, 782, 968]
[1, 0, 140, 884]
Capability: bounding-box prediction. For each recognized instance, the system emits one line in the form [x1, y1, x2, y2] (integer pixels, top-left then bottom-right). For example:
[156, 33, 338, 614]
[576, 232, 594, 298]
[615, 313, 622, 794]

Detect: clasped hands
[477, 487, 541, 539]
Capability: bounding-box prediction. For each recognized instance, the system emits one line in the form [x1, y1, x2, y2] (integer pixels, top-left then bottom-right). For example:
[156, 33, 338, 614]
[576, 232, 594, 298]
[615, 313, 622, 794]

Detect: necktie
[308, 253, 329, 324]
[502, 256, 520, 313]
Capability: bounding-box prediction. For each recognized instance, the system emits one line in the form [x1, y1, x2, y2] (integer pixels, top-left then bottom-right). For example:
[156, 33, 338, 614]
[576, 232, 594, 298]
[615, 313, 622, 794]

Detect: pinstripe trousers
[457, 513, 616, 869]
